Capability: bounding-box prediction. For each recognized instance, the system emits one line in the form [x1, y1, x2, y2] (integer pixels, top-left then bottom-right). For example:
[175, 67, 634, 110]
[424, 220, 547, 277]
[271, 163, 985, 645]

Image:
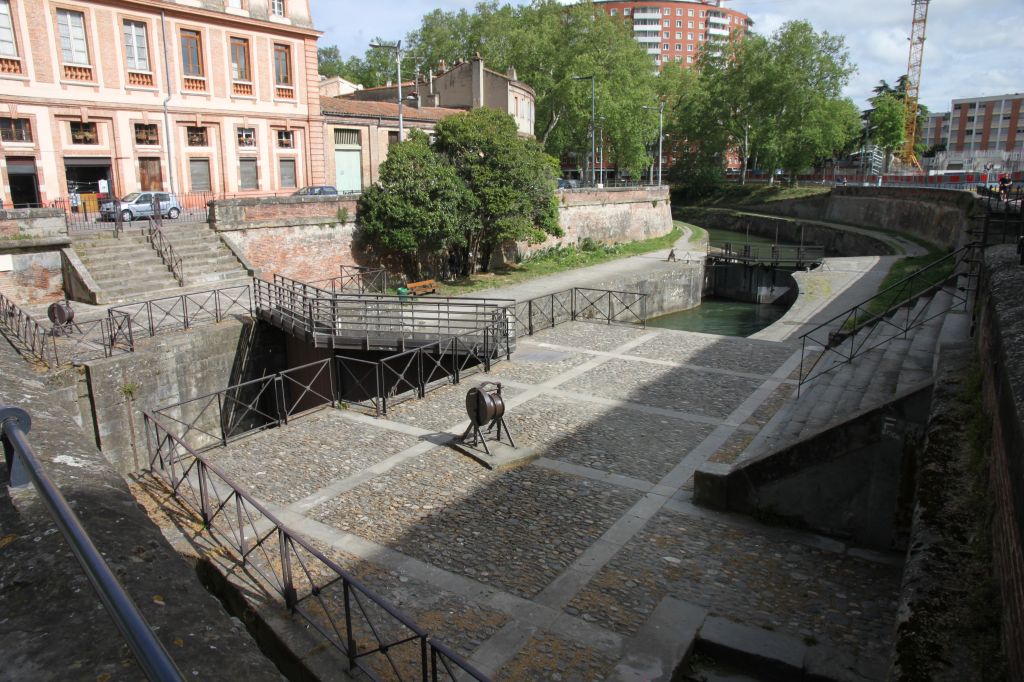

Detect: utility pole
[370, 40, 404, 141]
[572, 75, 596, 186]
[642, 102, 664, 186]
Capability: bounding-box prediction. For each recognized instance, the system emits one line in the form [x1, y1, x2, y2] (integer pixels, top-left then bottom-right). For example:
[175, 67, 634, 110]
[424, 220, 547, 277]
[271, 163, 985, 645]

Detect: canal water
[647, 228, 793, 338]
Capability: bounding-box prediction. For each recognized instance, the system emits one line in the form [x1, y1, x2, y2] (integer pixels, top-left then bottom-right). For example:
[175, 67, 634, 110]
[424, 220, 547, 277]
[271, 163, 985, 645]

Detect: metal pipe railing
[0, 406, 184, 682]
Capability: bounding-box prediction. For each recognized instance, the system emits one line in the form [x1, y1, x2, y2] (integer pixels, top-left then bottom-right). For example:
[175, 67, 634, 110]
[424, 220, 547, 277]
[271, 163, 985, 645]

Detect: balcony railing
[181, 76, 205, 92]
[127, 71, 154, 88]
[63, 64, 93, 81]
[0, 56, 22, 75]
[232, 81, 254, 96]
[275, 84, 295, 100]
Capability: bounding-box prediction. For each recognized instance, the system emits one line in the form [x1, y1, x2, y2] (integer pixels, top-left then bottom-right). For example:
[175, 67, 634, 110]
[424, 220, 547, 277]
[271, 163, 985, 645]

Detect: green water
[706, 226, 781, 246]
[648, 297, 788, 337]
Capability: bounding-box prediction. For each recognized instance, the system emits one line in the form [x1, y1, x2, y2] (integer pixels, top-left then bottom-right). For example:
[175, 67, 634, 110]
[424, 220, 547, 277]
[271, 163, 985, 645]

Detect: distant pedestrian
[999, 175, 1012, 202]
[667, 248, 677, 262]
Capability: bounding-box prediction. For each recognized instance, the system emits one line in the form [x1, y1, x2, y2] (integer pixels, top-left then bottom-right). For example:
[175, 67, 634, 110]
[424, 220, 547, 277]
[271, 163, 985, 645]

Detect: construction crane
[902, 0, 931, 169]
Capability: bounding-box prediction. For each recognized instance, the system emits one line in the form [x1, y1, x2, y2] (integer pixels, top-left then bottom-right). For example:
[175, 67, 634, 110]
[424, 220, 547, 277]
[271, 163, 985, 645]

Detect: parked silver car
[100, 192, 182, 221]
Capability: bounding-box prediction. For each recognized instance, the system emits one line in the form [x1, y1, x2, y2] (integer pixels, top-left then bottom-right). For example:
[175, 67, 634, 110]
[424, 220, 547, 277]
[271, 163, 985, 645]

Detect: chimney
[438, 59, 446, 73]
[506, 66, 518, 81]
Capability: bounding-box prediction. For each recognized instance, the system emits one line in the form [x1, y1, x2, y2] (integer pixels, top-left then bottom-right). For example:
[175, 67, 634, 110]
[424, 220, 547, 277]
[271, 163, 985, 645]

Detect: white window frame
[0, 0, 17, 58]
[57, 9, 89, 66]
[270, 0, 285, 16]
[123, 20, 149, 72]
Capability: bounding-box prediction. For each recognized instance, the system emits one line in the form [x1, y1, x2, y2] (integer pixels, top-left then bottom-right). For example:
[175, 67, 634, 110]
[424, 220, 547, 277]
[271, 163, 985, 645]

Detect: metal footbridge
[254, 275, 516, 355]
[706, 241, 825, 268]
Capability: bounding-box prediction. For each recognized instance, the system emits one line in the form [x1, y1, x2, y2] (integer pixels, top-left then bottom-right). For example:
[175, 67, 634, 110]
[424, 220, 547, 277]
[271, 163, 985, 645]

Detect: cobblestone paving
[310, 447, 643, 599]
[744, 383, 796, 429]
[509, 393, 716, 483]
[204, 410, 419, 506]
[566, 507, 900, 663]
[384, 381, 526, 433]
[562, 358, 766, 418]
[495, 633, 617, 681]
[626, 331, 796, 374]
[487, 343, 593, 384]
[528, 321, 653, 352]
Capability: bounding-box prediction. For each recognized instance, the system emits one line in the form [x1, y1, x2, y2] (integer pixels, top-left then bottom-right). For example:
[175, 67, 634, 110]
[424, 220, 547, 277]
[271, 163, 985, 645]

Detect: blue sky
[310, 0, 1023, 111]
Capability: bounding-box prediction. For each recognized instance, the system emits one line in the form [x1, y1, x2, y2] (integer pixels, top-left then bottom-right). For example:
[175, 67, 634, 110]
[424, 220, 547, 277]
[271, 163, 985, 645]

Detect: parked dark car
[99, 192, 182, 221]
[292, 185, 338, 196]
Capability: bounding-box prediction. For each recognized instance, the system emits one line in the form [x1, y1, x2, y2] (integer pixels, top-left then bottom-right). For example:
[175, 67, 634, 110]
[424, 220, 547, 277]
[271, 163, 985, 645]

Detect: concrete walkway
[463, 223, 705, 303]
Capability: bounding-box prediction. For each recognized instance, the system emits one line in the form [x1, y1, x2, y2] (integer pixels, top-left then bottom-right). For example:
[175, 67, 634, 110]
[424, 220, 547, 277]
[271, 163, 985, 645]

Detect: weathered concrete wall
[694, 383, 931, 550]
[520, 186, 673, 258]
[211, 194, 360, 231]
[740, 186, 974, 250]
[674, 207, 894, 257]
[572, 260, 703, 318]
[0, 207, 66, 239]
[82, 319, 287, 473]
[977, 245, 1024, 680]
[0, 237, 69, 304]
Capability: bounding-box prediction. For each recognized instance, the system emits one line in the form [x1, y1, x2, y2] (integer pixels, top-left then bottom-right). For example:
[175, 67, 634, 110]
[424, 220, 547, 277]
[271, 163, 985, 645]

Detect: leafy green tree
[356, 131, 468, 280]
[868, 93, 906, 172]
[433, 107, 562, 273]
[405, 1, 659, 177]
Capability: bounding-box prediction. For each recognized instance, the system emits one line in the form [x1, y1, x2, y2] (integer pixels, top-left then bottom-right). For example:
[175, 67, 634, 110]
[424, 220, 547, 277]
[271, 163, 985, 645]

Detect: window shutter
[239, 158, 258, 190]
[189, 158, 211, 191]
[279, 158, 296, 188]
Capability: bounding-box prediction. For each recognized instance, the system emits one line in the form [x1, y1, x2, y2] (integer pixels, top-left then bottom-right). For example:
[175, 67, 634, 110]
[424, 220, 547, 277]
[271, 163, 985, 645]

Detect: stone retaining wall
[741, 186, 974, 249]
[977, 245, 1024, 680]
[0, 207, 66, 239]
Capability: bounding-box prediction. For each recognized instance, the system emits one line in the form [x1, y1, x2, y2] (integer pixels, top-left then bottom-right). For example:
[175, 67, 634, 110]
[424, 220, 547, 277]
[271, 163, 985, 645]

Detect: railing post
[420, 636, 429, 682]
[343, 579, 357, 669]
[571, 288, 577, 321]
[528, 299, 534, 335]
[182, 294, 190, 330]
[197, 461, 211, 527]
[279, 531, 297, 610]
[218, 392, 227, 447]
[147, 301, 155, 337]
[607, 291, 613, 324]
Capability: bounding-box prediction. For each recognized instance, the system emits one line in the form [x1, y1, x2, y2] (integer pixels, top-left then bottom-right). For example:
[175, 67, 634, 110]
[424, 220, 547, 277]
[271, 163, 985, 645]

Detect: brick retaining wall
[978, 246, 1024, 680]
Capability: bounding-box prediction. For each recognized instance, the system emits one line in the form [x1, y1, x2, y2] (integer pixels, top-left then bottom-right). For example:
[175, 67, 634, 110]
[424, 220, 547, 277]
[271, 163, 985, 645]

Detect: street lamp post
[370, 40, 404, 141]
[572, 75, 596, 186]
[642, 101, 664, 186]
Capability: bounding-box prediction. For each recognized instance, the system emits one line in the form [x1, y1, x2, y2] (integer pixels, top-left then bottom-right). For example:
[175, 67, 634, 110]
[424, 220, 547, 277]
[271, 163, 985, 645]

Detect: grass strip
[435, 225, 684, 296]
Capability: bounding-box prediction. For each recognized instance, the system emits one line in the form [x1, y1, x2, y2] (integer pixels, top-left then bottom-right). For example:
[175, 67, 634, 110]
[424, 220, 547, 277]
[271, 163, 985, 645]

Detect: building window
[230, 37, 250, 81]
[237, 127, 255, 147]
[688, 9, 694, 17]
[239, 157, 258, 190]
[0, 0, 18, 58]
[279, 158, 296, 188]
[273, 44, 291, 85]
[123, 20, 149, 72]
[675, 21, 681, 28]
[179, 29, 203, 77]
[186, 126, 207, 146]
[270, 0, 285, 16]
[675, 32, 681, 38]
[688, 32, 693, 40]
[276, 130, 294, 148]
[688, 21, 694, 28]
[134, 123, 158, 145]
[70, 121, 98, 144]
[57, 9, 89, 65]
[609, 9, 617, 16]
[687, 44, 694, 51]
[0, 117, 31, 142]
[226, 0, 243, 7]
[387, 130, 399, 146]
[663, 8, 670, 15]
[623, 8, 630, 15]
[663, 20, 669, 27]
[675, 44, 682, 51]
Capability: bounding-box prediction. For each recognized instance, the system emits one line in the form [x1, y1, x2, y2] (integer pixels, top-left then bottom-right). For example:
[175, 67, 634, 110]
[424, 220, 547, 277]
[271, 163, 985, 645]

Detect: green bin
[397, 286, 411, 302]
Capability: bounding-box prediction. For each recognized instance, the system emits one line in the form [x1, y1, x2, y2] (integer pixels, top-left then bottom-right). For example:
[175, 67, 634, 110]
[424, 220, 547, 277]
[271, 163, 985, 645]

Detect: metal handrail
[707, 241, 826, 266]
[109, 285, 252, 340]
[0, 291, 55, 366]
[0, 406, 184, 681]
[146, 220, 184, 286]
[143, 409, 490, 681]
[797, 244, 978, 392]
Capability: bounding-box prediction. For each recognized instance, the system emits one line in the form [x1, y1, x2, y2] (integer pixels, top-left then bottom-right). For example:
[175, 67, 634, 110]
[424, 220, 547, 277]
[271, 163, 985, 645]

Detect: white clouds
[312, 0, 1024, 111]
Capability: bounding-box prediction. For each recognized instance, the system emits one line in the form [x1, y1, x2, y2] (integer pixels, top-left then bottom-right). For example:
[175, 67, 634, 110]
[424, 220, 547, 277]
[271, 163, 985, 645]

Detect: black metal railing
[338, 265, 388, 294]
[143, 408, 489, 681]
[259, 276, 516, 352]
[0, 292, 135, 368]
[1, 406, 184, 681]
[146, 220, 184, 286]
[797, 244, 979, 392]
[60, 191, 214, 232]
[707, 241, 826, 267]
[513, 288, 649, 336]
[109, 285, 252, 342]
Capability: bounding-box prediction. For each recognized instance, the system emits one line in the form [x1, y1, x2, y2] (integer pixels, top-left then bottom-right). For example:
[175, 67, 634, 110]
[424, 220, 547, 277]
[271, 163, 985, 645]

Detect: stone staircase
[749, 285, 971, 457]
[72, 222, 249, 304]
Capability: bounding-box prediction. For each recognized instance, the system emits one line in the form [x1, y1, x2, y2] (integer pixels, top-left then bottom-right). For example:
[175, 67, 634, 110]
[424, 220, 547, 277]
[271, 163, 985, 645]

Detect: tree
[404, 1, 659, 177]
[356, 131, 468, 280]
[868, 93, 906, 172]
[433, 107, 562, 274]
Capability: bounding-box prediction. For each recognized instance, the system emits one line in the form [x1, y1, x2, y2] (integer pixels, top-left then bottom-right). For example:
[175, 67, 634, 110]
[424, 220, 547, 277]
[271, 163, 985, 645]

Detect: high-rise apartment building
[916, 93, 1023, 173]
[0, 0, 325, 208]
[592, 0, 752, 69]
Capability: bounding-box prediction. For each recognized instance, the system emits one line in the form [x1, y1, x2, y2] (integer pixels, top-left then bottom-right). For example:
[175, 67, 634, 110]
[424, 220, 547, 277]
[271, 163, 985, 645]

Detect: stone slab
[697, 616, 806, 678]
[448, 439, 539, 471]
[607, 597, 707, 682]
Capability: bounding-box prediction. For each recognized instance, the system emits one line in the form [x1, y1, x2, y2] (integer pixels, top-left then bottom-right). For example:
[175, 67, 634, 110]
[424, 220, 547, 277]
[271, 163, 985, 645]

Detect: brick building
[917, 93, 1023, 173]
[592, 0, 751, 70]
[0, 0, 325, 209]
